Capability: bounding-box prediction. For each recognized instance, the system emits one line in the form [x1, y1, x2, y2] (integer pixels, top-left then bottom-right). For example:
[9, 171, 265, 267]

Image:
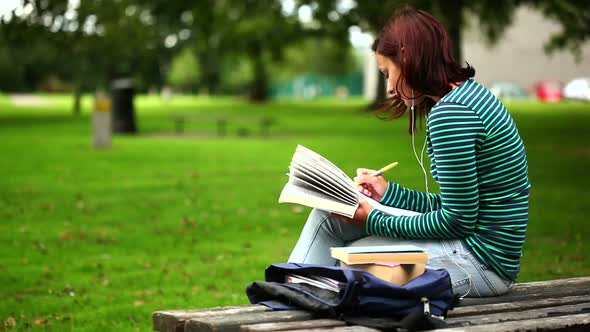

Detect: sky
[0, 0, 18, 19]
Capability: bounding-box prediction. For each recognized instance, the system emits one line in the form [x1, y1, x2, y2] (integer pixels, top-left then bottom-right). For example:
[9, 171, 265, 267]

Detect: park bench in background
[171, 113, 276, 137]
[152, 275, 590, 332]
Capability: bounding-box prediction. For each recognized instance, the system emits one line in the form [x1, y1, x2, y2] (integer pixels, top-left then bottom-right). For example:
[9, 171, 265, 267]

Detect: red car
[535, 80, 563, 102]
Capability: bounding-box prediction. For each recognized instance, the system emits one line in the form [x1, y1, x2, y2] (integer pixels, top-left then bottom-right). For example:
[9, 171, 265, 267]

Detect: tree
[146, 0, 306, 102]
[525, 0, 590, 59]
[168, 47, 200, 93]
[0, 0, 178, 117]
[230, 0, 307, 101]
[301, 0, 590, 106]
[270, 37, 361, 82]
[0, 16, 63, 91]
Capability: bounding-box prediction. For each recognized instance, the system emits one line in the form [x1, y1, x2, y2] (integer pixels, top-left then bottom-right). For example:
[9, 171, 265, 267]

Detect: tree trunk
[248, 43, 268, 102]
[199, 50, 221, 95]
[73, 86, 81, 116]
[439, 0, 464, 63]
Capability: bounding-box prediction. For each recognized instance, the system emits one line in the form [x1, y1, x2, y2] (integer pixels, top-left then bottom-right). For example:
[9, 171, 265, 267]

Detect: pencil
[354, 162, 398, 185]
[370, 161, 399, 177]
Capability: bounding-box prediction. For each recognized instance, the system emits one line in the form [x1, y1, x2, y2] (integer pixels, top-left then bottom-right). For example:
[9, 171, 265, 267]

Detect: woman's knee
[309, 208, 330, 220]
[306, 208, 368, 242]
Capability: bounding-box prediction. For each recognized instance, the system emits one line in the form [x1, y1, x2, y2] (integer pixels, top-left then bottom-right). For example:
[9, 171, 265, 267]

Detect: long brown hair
[372, 6, 475, 132]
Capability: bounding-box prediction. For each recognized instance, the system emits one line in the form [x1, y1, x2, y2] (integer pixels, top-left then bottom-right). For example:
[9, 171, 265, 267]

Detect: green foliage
[167, 47, 200, 93]
[147, 0, 307, 100]
[0, 96, 590, 330]
[219, 55, 254, 94]
[304, 0, 590, 62]
[2, 0, 589, 98]
[0, 47, 26, 91]
[526, 0, 590, 59]
[270, 37, 362, 82]
[0, 0, 175, 92]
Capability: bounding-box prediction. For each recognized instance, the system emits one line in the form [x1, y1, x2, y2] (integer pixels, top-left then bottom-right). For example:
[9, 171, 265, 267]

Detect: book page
[332, 245, 426, 254]
[289, 177, 357, 205]
[289, 162, 357, 204]
[285, 273, 341, 292]
[279, 182, 358, 218]
[292, 154, 355, 196]
[296, 145, 356, 190]
[293, 150, 355, 189]
[361, 194, 422, 217]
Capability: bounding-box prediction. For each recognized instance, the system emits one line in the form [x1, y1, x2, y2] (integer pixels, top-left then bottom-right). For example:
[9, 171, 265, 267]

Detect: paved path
[10, 94, 50, 107]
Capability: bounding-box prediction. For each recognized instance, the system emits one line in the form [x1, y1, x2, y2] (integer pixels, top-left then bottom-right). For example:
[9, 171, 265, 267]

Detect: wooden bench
[171, 114, 276, 137]
[152, 276, 590, 332]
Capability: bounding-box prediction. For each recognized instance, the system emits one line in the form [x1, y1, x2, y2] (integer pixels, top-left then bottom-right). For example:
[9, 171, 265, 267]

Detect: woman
[288, 6, 531, 298]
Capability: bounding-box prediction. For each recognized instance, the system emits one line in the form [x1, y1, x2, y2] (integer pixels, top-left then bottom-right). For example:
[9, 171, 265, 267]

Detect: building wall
[463, 6, 590, 91]
[362, 6, 590, 97]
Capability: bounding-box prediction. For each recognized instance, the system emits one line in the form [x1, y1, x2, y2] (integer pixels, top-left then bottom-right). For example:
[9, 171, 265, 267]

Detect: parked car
[535, 80, 563, 102]
[563, 78, 590, 101]
[489, 81, 529, 100]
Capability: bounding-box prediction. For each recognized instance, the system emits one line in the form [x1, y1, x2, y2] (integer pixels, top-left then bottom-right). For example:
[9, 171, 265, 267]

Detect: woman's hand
[331, 197, 373, 227]
[354, 168, 389, 201]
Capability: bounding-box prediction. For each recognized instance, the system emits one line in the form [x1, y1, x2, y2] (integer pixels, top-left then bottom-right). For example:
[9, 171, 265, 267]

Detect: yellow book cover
[330, 245, 429, 264]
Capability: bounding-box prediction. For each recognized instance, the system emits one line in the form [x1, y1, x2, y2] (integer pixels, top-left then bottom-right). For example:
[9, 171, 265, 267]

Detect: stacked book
[330, 245, 428, 285]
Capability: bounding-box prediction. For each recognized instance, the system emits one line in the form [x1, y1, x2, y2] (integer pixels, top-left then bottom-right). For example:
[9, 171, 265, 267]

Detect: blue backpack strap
[337, 269, 364, 311]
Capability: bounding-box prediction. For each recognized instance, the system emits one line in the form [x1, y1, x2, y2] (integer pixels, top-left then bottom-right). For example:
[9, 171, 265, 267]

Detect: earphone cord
[410, 94, 433, 212]
[410, 92, 475, 299]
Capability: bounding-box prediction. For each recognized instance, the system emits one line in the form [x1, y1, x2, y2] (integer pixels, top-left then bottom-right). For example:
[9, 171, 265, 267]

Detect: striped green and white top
[366, 78, 531, 281]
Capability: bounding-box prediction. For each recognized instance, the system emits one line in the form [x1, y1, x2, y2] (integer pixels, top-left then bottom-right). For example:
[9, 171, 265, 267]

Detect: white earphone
[410, 90, 475, 298]
[410, 91, 433, 212]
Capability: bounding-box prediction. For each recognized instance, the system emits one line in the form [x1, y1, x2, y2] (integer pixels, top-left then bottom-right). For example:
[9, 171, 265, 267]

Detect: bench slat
[153, 305, 268, 332]
[185, 310, 314, 332]
[458, 276, 590, 306]
[254, 302, 590, 332]
[447, 302, 590, 327]
[449, 294, 590, 317]
[281, 327, 379, 332]
[431, 312, 590, 332]
[152, 276, 590, 332]
[240, 318, 346, 332]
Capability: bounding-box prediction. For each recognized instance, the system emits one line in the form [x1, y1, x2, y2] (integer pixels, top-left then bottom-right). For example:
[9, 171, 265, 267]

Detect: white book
[285, 273, 344, 292]
[278, 145, 422, 218]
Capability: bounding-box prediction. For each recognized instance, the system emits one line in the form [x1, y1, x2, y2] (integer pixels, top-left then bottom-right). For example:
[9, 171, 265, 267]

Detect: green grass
[1, 94, 589, 331]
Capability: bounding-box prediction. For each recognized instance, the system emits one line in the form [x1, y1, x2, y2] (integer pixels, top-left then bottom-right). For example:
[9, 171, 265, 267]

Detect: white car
[563, 78, 590, 101]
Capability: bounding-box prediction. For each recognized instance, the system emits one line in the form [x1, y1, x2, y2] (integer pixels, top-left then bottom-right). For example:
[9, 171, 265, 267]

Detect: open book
[278, 145, 422, 218]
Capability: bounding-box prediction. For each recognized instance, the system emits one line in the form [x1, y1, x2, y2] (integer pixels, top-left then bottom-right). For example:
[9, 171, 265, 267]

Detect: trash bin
[111, 78, 137, 133]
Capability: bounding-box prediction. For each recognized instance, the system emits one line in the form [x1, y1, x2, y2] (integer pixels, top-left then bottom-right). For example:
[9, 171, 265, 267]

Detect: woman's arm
[378, 181, 442, 213]
[366, 103, 486, 239]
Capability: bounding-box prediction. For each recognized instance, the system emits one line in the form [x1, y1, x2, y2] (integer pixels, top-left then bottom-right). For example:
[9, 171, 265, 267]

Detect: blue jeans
[288, 209, 514, 298]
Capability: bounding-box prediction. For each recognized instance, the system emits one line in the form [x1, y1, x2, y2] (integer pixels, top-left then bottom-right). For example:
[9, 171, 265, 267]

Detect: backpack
[246, 263, 457, 330]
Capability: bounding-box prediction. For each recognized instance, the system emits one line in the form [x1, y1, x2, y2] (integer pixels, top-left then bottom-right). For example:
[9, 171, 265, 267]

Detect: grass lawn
[1, 93, 589, 331]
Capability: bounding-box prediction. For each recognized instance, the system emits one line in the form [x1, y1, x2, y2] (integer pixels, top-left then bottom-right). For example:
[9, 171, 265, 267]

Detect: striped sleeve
[378, 181, 442, 213]
[366, 103, 486, 239]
